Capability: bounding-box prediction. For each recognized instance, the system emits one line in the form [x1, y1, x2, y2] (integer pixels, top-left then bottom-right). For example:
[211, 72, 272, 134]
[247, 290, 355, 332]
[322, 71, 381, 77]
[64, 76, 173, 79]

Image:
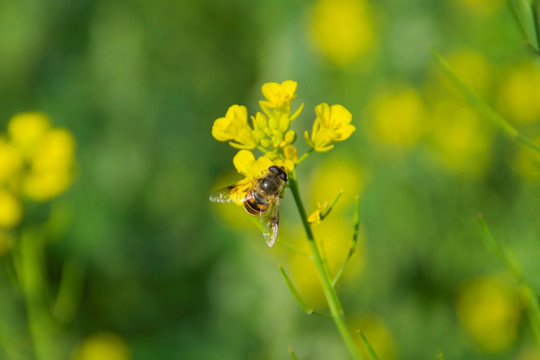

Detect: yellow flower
[498, 60, 540, 125]
[72, 332, 130, 360]
[307, 209, 322, 225]
[8, 112, 51, 156]
[260, 80, 297, 110]
[0, 137, 23, 185]
[308, 0, 375, 66]
[368, 86, 426, 148]
[457, 274, 522, 352]
[23, 128, 76, 202]
[283, 144, 298, 163]
[305, 103, 355, 152]
[233, 150, 294, 180]
[0, 190, 23, 229]
[212, 105, 258, 149]
[429, 100, 492, 180]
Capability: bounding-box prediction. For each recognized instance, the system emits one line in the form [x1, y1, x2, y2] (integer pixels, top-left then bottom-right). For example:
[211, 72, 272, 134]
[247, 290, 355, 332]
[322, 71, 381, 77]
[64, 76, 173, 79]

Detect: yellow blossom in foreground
[72, 332, 130, 360]
[0, 137, 23, 184]
[212, 105, 258, 149]
[0, 190, 23, 229]
[457, 275, 522, 352]
[305, 103, 355, 152]
[260, 80, 297, 110]
[369, 86, 426, 148]
[309, 0, 374, 66]
[233, 150, 294, 180]
[8, 112, 51, 156]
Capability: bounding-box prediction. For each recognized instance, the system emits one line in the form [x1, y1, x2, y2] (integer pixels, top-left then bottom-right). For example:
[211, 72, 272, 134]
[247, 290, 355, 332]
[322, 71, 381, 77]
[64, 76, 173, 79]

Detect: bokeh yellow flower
[8, 111, 51, 156]
[289, 217, 365, 307]
[305, 103, 355, 152]
[453, 0, 504, 17]
[511, 138, 540, 182]
[429, 100, 493, 180]
[71, 332, 130, 360]
[368, 85, 426, 148]
[0, 137, 23, 185]
[0, 190, 23, 229]
[351, 315, 396, 360]
[23, 128, 76, 201]
[498, 60, 540, 125]
[260, 80, 297, 110]
[212, 105, 258, 149]
[443, 49, 492, 96]
[456, 274, 523, 352]
[308, 0, 374, 66]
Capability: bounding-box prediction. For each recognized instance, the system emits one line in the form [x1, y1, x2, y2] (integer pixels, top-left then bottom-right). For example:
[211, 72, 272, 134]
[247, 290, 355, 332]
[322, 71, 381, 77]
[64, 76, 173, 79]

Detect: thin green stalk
[296, 148, 314, 165]
[333, 197, 361, 287]
[431, 46, 540, 155]
[288, 170, 362, 360]
[16, 230, 57, 360]
[478, 215, 540, 342]
[357, 331, 380, 360]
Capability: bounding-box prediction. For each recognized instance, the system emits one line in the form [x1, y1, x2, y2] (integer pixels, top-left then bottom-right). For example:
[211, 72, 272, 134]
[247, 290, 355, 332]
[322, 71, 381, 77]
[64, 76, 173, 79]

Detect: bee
[209, 166, 288, 247]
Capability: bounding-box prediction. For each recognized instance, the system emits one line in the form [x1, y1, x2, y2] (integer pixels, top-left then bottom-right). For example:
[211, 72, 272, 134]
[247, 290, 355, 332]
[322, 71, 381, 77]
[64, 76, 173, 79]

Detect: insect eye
[268, 166, 288, 183]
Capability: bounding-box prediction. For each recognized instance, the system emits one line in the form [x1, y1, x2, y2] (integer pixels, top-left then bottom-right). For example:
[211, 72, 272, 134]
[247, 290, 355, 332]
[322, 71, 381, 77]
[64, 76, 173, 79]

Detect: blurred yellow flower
[212, 105, 258, 149]
[351, 315, 396, 360]
[368, 85, 426, 148]
[0, 137, 23, 184]
[309, 0, 374, 66]
[445, 49, 492, 96]
[310, 158, 365, 211]
[429, 100, 492, 179]
[260, 80, 297, 110]
[72, 332, 130, 360]
[8, 111, 51, 156]
[457, 274, 523, 353]
[499, 61, 540, 125]
[289, 218, 365, 307]
[453, 0, 504, 16]
[0, 190, 23, 229]
[305, 103, 355, 152]
[512, 139, 540, 181]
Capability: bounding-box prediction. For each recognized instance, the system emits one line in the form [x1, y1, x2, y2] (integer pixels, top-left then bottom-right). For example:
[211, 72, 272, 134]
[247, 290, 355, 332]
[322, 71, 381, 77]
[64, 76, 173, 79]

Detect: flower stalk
[288, 170, 362, 360]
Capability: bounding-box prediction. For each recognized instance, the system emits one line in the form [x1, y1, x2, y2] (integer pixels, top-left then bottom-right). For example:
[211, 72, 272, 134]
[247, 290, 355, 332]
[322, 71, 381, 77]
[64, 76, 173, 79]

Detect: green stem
[296, 148, 314, 165]
[16, 230, 56, 360]
[288, 170, 362, 360]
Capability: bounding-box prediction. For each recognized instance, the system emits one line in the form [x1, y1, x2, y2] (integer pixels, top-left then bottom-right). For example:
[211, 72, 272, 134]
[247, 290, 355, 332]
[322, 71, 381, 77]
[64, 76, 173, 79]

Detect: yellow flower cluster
[0, 112, 76, 231]
[212, 81, 355, 181]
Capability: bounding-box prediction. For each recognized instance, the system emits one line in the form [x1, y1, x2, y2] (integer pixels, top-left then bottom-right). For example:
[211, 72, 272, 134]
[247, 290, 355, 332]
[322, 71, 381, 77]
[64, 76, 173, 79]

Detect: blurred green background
[2, 0, 540, 359]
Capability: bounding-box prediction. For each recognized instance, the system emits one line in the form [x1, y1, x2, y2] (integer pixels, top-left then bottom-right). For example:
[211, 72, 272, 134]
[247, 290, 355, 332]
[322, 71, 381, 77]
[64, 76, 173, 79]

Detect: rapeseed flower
[212, 105, 258, 149]
[308, 0, 375, 66]
[457, 274, 523, 352]
[368, 85, 426, 148]
[305, 103, 355, 152]
[72, 332, 130, 360]
[0, 112, 77, 235]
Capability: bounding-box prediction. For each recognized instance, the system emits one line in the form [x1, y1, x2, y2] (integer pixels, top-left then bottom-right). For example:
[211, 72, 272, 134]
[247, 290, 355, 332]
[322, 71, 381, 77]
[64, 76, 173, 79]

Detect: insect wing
[209, 179, 253, 204]
[260, 197, 280, 247]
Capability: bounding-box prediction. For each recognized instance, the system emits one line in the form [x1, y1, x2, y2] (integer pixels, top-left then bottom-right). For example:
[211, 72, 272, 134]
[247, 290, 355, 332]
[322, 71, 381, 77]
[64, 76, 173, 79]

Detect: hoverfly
[209, 166, 288, 246]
